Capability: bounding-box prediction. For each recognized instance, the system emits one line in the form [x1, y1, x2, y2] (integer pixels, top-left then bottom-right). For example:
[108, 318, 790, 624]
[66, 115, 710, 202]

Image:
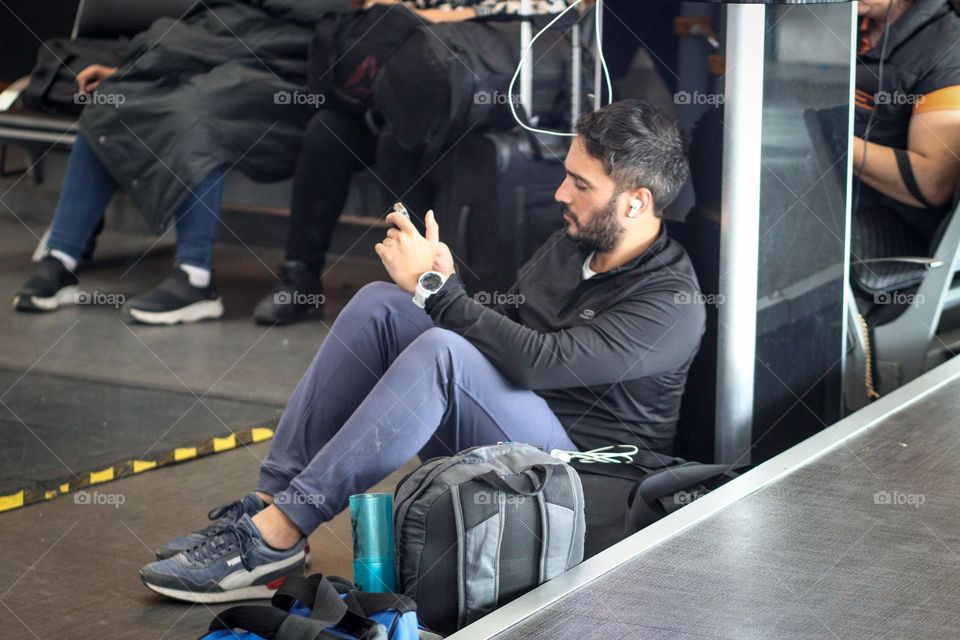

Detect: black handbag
[372, 16, 583, 156]
[22, 37, 130, 116]
[307, 3, 424, 112]
[569, 448, 739, 558]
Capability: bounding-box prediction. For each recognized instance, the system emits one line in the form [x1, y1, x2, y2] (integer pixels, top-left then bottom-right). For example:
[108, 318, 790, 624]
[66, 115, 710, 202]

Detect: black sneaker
[125, 267, 224, 325]
[253, 260, 324, 326]
[14, 256, 80, 312]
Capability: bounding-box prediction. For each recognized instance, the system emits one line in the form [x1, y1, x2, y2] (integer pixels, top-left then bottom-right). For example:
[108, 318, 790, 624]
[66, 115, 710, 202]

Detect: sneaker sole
[13, 285, 79, 312]
[141, 579, 282, 603]
[141, 552, 304, 603]
[128, 298, 224, 325]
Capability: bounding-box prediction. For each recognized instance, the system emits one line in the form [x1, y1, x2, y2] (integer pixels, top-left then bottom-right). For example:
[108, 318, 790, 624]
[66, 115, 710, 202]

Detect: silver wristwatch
[412, 271, 446, 309]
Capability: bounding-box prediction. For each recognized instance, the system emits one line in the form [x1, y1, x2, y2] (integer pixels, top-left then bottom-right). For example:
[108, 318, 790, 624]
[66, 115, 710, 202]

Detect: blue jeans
[258, 282, 578, 535]
[46, 133, 225, 270]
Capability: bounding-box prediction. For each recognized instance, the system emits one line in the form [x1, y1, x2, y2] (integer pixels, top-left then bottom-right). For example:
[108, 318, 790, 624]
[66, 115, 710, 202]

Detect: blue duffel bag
[202, 573, 427, 640]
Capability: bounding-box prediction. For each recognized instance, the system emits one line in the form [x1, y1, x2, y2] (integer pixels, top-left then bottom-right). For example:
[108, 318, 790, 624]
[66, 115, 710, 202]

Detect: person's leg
[255, 108, 377, 325]
[14, 133, 117, 311]
[258, 322, 577, 544]
[173, 168, 226, 271]
[258, 281, 436, 494]
[45, 132, 119, 264]
[285, 109, 376, 275]
[123, 168, 227, 325]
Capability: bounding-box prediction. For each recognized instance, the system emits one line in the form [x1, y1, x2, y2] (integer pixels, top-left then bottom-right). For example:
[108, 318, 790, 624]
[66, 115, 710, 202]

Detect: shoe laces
[183, 522, 254, 571]
[192, 499, 245, 538]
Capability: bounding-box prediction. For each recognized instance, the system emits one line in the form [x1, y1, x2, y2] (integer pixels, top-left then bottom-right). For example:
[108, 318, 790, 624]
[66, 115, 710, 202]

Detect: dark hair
[575, 99, 689, 214]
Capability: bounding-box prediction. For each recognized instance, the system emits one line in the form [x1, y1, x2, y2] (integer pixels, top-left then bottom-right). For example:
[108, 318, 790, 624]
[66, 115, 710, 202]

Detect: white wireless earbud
[628, 198, 642, 218]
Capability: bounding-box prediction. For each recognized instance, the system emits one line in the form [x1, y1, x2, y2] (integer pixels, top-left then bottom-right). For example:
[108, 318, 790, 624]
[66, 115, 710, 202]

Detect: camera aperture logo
[74, 92, 125, 108]
[473, 490, 528, 507]
[674, 291, 724, 307]
[74, 290, 125, 308]
[274, 291, 325, 307]
[274, 492, 325, 506]
[874, 490, 925, 508]
[474, 91, 520, 106]
[673, 91, 723, 106]
[474, 291, 525, 307]
[274, 90, 326, 108]
[74, 490, 126, 508]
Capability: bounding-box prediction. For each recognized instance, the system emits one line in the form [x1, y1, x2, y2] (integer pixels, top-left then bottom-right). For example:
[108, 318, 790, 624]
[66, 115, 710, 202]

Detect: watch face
[421, 272, 444, 292]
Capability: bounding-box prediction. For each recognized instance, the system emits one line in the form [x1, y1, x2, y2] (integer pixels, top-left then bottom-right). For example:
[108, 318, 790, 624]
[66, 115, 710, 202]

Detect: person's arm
[426, 276, 704, 390]
[76, 64, 118, 93]
[854, 89, 960, 209]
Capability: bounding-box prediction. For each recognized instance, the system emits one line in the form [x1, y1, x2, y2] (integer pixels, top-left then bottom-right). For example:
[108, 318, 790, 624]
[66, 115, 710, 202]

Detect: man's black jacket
[425, 227, 705, 454]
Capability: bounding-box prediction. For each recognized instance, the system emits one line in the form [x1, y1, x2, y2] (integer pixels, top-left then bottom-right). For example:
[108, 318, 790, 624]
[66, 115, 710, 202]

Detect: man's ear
[626, 187, 654, 218]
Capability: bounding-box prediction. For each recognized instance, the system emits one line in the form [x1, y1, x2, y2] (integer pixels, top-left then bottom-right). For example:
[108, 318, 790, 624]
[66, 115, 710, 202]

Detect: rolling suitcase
[431, 1, 595, 296]
[432, 132, 567, 295]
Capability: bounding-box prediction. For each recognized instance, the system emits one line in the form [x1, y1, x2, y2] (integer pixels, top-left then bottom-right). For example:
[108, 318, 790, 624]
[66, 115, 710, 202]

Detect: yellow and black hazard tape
[0, 426, 274, 514]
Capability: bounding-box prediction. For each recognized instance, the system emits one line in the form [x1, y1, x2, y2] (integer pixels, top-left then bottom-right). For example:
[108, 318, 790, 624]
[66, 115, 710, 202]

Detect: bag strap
[478, 464, 553, 496]
[208, 605, 290, 639]
[625, 463, 735, 533]
[273, 574, 350, 628]
[350, 591, 417, 616]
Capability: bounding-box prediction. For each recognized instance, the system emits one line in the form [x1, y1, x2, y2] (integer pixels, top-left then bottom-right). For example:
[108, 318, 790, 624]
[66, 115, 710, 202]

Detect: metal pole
[593, 0, 603, 111]
[715, 3, 766, 465]
[520, 0, 534, 118]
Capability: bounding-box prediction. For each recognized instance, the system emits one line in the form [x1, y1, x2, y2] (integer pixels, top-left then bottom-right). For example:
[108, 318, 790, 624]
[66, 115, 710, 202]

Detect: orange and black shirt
[855, 0, 960, 234]
[855, 0, 960, 145]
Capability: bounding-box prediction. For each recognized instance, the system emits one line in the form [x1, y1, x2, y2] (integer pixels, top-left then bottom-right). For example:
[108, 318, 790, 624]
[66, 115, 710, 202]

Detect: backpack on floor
[202, 573, 423, 640]
[564, 446, 740, 558]
[393, 443, 585, 635]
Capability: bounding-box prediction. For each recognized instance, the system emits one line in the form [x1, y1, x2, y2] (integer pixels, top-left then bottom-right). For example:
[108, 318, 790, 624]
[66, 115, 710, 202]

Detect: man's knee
[342, 281, 407, 317]
[406, 327, 472, 363]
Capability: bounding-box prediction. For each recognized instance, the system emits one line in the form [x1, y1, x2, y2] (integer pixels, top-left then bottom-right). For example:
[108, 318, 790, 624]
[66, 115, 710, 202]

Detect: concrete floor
[0, 184, 418, 638]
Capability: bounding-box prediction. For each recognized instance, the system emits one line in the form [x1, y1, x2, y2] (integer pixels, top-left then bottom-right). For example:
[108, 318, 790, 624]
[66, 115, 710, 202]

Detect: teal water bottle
[349, 493, 398, 592]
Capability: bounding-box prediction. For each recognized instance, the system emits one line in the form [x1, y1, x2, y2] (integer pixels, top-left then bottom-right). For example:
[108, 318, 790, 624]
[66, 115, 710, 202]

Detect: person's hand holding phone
[376, 208, 448, 294]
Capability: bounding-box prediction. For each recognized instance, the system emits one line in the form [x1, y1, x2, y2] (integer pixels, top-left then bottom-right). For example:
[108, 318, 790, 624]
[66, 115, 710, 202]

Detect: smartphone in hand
[388, 202, 412, 228]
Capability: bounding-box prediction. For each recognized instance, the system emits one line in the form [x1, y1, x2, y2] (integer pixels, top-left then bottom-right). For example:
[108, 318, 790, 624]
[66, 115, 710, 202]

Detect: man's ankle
[251, 505, 303, 551]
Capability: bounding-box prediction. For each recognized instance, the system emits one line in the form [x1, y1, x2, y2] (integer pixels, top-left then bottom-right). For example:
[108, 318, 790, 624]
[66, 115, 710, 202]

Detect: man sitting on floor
[138, 100, 705, 603]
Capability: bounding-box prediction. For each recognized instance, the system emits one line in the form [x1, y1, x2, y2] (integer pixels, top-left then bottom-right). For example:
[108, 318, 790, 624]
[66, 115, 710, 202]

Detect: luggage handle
[478, 464, 554, 496]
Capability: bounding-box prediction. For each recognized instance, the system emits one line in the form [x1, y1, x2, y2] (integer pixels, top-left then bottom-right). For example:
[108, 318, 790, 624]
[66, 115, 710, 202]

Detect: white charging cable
[550, 444, 638, 464]
[507, 0, 613, 138]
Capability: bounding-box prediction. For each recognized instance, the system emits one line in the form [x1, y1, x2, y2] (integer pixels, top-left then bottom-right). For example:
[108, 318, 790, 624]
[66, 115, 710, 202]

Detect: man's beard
[561, 196, 623, 253]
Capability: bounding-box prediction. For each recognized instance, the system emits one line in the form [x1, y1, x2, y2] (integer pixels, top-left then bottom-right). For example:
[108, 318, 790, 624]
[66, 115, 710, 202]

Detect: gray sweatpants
[258, 282, 577, 534]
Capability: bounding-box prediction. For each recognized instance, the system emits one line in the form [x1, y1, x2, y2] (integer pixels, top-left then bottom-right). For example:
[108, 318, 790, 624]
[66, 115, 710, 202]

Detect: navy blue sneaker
[140, 514, 306, 603]
[154, 492, 266, 560]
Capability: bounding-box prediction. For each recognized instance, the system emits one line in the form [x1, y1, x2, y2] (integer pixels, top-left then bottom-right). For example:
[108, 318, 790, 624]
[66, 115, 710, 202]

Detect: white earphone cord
[508, 0, 614, 138]
[550, 444, 639, 464]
